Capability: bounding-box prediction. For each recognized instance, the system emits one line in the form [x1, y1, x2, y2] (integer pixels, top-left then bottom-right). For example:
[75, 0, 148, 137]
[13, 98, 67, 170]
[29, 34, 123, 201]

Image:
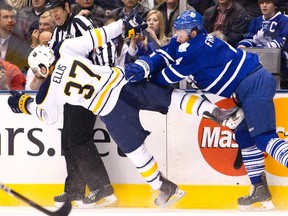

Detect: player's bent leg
[170, 90, 244, 129]
[238, 174, 274, 211]
[265, 138, 288, 168]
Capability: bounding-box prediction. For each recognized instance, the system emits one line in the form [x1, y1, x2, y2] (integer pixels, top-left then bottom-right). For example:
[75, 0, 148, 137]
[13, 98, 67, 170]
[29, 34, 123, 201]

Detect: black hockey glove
[122, 13, 147, 39]
[8, 90, 34, 114]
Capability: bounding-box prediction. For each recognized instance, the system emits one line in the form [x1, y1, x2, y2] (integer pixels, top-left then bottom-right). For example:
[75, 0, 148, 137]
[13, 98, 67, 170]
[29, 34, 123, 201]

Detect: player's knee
[254, 130, 278, 152]
[234, 122, 254, 149]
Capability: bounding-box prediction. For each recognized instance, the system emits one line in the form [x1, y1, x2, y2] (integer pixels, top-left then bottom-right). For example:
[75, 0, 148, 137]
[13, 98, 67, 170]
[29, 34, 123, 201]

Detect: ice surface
[0, 207, 287, 216]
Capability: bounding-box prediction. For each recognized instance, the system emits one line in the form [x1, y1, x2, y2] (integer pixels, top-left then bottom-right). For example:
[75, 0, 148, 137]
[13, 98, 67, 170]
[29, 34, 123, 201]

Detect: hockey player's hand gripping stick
[0, 182, 72, 216]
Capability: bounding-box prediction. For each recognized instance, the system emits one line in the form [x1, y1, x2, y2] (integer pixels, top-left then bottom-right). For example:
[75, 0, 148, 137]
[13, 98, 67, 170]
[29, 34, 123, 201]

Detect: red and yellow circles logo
[198, 97, 288, 177]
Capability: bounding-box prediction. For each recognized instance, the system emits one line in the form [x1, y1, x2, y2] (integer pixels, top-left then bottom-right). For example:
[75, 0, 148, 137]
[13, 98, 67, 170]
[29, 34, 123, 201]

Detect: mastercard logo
[198, 97, 288, 177]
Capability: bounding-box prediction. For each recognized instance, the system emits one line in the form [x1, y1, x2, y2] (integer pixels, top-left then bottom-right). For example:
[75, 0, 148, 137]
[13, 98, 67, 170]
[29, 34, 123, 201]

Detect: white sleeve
[27, 101, 61, 125]
[98, 19, 123, 43]
[58, 20, 124, 59]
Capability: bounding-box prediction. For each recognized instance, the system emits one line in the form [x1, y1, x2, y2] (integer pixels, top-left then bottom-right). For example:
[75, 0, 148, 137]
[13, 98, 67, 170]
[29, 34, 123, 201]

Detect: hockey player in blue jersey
[237, 0, 288, 89]
[124, 10, 288, 210]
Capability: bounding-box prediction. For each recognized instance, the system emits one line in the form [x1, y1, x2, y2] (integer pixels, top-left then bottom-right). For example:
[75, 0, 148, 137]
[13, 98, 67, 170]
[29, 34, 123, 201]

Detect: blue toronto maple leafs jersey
[148, 31, 260, 98]
[238, 12, 288, 49]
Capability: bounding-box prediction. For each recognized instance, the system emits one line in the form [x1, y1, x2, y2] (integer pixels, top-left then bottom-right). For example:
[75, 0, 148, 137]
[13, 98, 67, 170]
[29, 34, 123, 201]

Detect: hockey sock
[241, 145, 265, 184]
[126, 144, 161, 190]
[170, 89, 216, 116]
[266, 138, 288, 167]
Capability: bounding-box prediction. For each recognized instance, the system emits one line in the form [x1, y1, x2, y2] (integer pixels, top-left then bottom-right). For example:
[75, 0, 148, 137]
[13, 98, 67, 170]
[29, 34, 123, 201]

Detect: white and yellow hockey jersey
[27, 20, 128, 124]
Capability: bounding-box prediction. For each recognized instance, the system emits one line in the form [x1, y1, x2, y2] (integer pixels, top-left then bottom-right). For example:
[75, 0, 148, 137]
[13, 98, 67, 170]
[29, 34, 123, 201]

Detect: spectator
[93, 0, 123, 13]
[30, 11, 56, 48]
[0, 3, 16, 60]
[237, 0, 288, 89]
[0, 4, 30, 73]
[154, 0, 195, 37]
[6, 0, 29, 10]
[108, 0, 150, 20]
[145, 9, 170, 47]
[14, 0, 46, 44]
[126, 9, 169, 63]
[46, 0, 116, 207]
[38, 29, 52, 45]
[187, 0, 215, 15]
[203, 0, 251, 47]
[38, 10, 56, 32]
[235, 0, 261, 18]
[71, 0, 106, 27]
[0, 59, 26, 90]
[25, 30, 52, 90]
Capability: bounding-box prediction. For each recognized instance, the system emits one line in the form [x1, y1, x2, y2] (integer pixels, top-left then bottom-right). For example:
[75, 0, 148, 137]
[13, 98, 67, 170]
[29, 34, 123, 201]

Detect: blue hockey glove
[123, 13, 148, 39]
[125, 60, 151, 82]
[8, 90, 34, 114]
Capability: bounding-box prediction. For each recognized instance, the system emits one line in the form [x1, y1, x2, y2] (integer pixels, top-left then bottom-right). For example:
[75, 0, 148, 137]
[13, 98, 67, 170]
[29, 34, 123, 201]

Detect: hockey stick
[234, 148, 243, 169]
[143, 30, 243, 169]
[0, 183, 72, 216]
[142, 29, 161, 49]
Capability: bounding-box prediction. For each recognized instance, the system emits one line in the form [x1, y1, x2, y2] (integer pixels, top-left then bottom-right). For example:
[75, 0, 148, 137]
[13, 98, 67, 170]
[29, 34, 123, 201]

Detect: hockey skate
[204, 106, 244, 130]
[154, 174, 186, 208]
[82, 185, 117, 208]
[54, 192, 84, 208]
[238, 174, 275, 211]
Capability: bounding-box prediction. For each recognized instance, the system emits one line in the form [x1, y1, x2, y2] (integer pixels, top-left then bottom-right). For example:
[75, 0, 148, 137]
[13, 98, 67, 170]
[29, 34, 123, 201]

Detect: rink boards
[0, 91, 288, 209]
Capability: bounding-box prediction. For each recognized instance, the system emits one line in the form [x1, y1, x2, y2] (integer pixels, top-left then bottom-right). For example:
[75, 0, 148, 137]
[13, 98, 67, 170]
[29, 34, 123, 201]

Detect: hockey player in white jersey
[7, 17, 242, 207]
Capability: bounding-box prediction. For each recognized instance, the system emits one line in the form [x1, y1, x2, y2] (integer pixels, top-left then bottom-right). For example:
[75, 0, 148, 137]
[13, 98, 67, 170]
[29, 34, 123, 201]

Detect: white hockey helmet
[28, 45, 55, 78]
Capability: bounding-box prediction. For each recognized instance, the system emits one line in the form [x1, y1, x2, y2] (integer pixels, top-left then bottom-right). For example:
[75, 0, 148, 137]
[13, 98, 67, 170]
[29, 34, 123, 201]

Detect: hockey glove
[122, 13, 148, 39]
[125, 59, 150, 82]
[8, 90, 34, 114]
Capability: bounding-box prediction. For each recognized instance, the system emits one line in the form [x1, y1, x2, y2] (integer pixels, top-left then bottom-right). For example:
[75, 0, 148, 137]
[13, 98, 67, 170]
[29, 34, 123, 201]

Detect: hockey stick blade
[0, 183, 72, 216]
[233, 148, 243, 169]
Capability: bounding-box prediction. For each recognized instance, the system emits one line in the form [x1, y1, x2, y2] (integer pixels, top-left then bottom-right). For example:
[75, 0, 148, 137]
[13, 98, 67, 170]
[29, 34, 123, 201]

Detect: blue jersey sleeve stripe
[216, 51, 246, 95]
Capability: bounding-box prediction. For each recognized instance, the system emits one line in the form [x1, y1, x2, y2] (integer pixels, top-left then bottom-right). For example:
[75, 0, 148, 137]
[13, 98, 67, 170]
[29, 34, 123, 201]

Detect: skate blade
[158, 189, 186, 208]
[82, 194, 117, 208]
[239, 200, 275, 211]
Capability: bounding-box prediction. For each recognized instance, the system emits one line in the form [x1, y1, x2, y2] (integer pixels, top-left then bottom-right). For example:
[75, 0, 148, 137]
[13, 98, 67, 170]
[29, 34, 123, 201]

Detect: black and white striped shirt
[49, 14, 115, 67]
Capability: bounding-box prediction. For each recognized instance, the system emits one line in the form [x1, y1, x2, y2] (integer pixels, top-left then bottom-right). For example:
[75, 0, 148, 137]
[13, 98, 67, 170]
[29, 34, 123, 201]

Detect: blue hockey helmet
[173, 10, 204, 34]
